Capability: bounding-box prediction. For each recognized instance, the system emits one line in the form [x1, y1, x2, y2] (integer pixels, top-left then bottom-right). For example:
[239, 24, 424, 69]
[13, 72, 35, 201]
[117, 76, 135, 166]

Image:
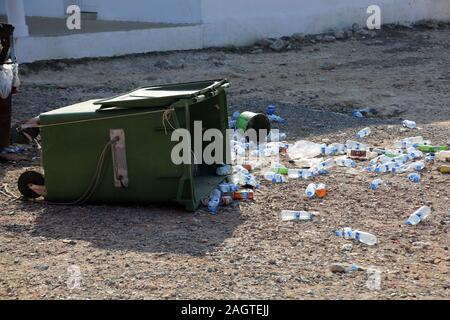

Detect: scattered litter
[356, 127, 371, 139]
[233, 189, 254, 201]
[305, 183, 317, 198]
[315, 183, 327, 198]
[335, 227, 378, 246]
[408, 172, 421, 183]
[406, 206, 431, 225]
[216, 164, 232, 176]
[436, 150, 450, 162]
[263, 171, 286, 183]
[329, 263, 364, 273]
[402, 120, 417, 129]
[280, 210, 316, 222]
[370, 178, 383, 190]
[417, 145, 448, 153]
[352, 108, 377, 118]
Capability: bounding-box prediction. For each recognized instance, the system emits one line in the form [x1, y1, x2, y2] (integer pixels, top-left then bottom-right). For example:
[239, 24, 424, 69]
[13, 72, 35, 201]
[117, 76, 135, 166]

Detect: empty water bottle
[336, 157, 356, 168]
[263, 172, 286, 183]
[425, 154, 435, 162]
[268, 114, 286, 124]
[408, 172, 420, 183]
[271, 163, 289, 175]
[370, 178, 383, 190]
[354, 230, 378, 245]
[232, 111, 241, 119]
[356, 127, 371, 139]
[346, 140, 368, 151]
[216, 165, 232, 176]
[305, 183, 317, 198]
[336, 228, 378, 246]
[208, 189, 222, 214]
[402, 120, 417, 129]
[266, 105, 276, 115]
[287, 169, 304, 179]
[406, 206, 431, 225]
[280, 210, 315, 222]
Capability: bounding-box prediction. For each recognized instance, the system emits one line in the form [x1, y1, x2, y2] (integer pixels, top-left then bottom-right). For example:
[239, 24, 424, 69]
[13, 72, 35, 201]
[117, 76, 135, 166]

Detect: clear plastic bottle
[402, 120, 417, 129]
[408, 172, 421, 183]
[405, 206, 431, 225]
[336, 157, 356, 168]
[336, 228, 378, 245]
[317, 158, 335, 171]
[207, 189, 222, 214]
[305, 183, 317, 198]
[330, 143, 347, 155]
[280, 210, 315, 221]
[353, 230, 378, 245]
[346, 140, 368, 151]
[287, 169, 305, 179]
[407, 147, 423, 160]
[263, 172, 286, 183]
[394, 136, 424, 149]
[216, 165, 232, 176]
[370, 178, 383, 190]
[271, 163, 289, 175]
[287, 140, 323, 160]
[356, 127, 371, 139]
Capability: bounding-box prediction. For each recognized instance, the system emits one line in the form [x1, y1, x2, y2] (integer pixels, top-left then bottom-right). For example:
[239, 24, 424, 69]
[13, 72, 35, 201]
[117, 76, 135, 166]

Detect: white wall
[201, 0, 450, 46]
[0, 0, 202, 23]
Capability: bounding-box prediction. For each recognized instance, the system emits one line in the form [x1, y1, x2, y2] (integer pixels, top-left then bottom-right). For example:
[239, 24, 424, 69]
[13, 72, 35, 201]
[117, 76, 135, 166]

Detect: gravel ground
[0, 23, 449, 300]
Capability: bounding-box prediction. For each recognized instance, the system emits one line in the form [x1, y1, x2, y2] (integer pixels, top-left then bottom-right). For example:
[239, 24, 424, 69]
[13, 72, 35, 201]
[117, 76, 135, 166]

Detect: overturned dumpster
[18, 79, 231, 211]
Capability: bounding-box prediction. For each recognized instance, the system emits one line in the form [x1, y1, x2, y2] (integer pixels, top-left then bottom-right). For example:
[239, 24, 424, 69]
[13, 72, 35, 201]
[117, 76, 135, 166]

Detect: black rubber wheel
[18, 171, 45, 199]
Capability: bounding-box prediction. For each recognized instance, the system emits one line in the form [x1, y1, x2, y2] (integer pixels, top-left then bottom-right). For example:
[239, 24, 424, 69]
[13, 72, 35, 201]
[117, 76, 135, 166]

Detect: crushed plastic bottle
[402, 120, 417, 129]
[405, 206, 431, 225]
[370, 178, 383, 190]
[407, 147, 423, 160]
[268, 114, 286, 124]
[436, 150, 450, 162]
[263, 172, 286, 183]
[330, 143, 347, 155]
[267, 131, 287, 142]
[408, 172, 420, 183]
[417, 145, 448, 153]
[216, 165, 232, 176]
[356, 127, 371, 139]
[218, 183, 239, 193]
[394, 136, 424, 149]
[287, 140, 323, 160]
[305, 183, 317, 198]
[280, 210, 315, 222]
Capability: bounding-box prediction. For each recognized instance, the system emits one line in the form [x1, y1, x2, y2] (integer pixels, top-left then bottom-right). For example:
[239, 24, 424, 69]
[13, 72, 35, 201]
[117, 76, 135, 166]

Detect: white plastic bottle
[336, 157, 356, 168]
[263, 172, 286, 183]
[370, 178, 383, 190]
[356, 127, 371, 139]
[402, 120, 417, 129]
[305, 183, 317, 198]
[280, 210, 316, 221]
[353, 230, 378, 246]
[406, 206, 431, 225]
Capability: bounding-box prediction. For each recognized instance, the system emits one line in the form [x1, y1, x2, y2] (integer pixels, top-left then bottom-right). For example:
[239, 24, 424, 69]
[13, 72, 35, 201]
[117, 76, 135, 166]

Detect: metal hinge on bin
[110, 129, 129, 188]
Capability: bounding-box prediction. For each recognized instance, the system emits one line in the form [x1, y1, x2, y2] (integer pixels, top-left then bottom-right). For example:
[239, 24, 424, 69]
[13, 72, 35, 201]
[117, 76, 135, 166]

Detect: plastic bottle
[287, 140, 323, 159]
[268, 114, 286, 124]
[232, 111, 241, 119]
[267, 131, 287, 142]
[336, 228, 378, 245]
[356, 127, 371, 139]
[208, 189, 222, 214]
[233, 189, 254, 201]
[321, 145, 338, 156]
[402, 120, 417, 129]
[408, 172, 421, 183]
[370, 178, 383, 190]
[266, 105, 276, 115]
[346, 140, 368, 151]
[336, 157, 356, 168]
[216, 165, 232, 176]
[305, 183, 317, 198]
[353, 230, 378, 245]
[315, 183, 327, 198]
[271, 163, 289, 175]
[280, 210, 315, 222]
[287, 169, 306, 179]
[394, 136, 424, 149]
[407, 147, 423, 160]
[317, 158, 335, 170]
[330, 143, 347, 155]
[263, 172, 286, 183]
[405, 206, 431, 225]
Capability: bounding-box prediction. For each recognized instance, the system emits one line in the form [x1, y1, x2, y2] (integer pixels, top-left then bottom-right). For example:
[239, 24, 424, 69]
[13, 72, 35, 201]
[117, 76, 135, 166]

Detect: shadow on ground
[11, 201, 242, 256]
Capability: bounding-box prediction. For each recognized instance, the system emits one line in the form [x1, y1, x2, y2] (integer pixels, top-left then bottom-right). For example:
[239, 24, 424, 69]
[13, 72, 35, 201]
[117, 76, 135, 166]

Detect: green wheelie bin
[20, 79, 231, 211]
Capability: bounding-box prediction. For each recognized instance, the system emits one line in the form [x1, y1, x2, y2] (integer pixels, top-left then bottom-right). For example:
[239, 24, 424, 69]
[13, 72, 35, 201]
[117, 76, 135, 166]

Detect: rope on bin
[162, 109, 176, 135]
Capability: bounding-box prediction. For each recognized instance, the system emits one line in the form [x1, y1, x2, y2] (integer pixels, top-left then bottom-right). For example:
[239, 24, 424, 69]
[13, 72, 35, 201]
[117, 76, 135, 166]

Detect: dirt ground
[0, 23, 449, 300]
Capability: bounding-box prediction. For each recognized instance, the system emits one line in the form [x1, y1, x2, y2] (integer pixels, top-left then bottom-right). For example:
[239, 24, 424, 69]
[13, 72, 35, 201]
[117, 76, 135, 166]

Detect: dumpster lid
[95, 79, 229, 110]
